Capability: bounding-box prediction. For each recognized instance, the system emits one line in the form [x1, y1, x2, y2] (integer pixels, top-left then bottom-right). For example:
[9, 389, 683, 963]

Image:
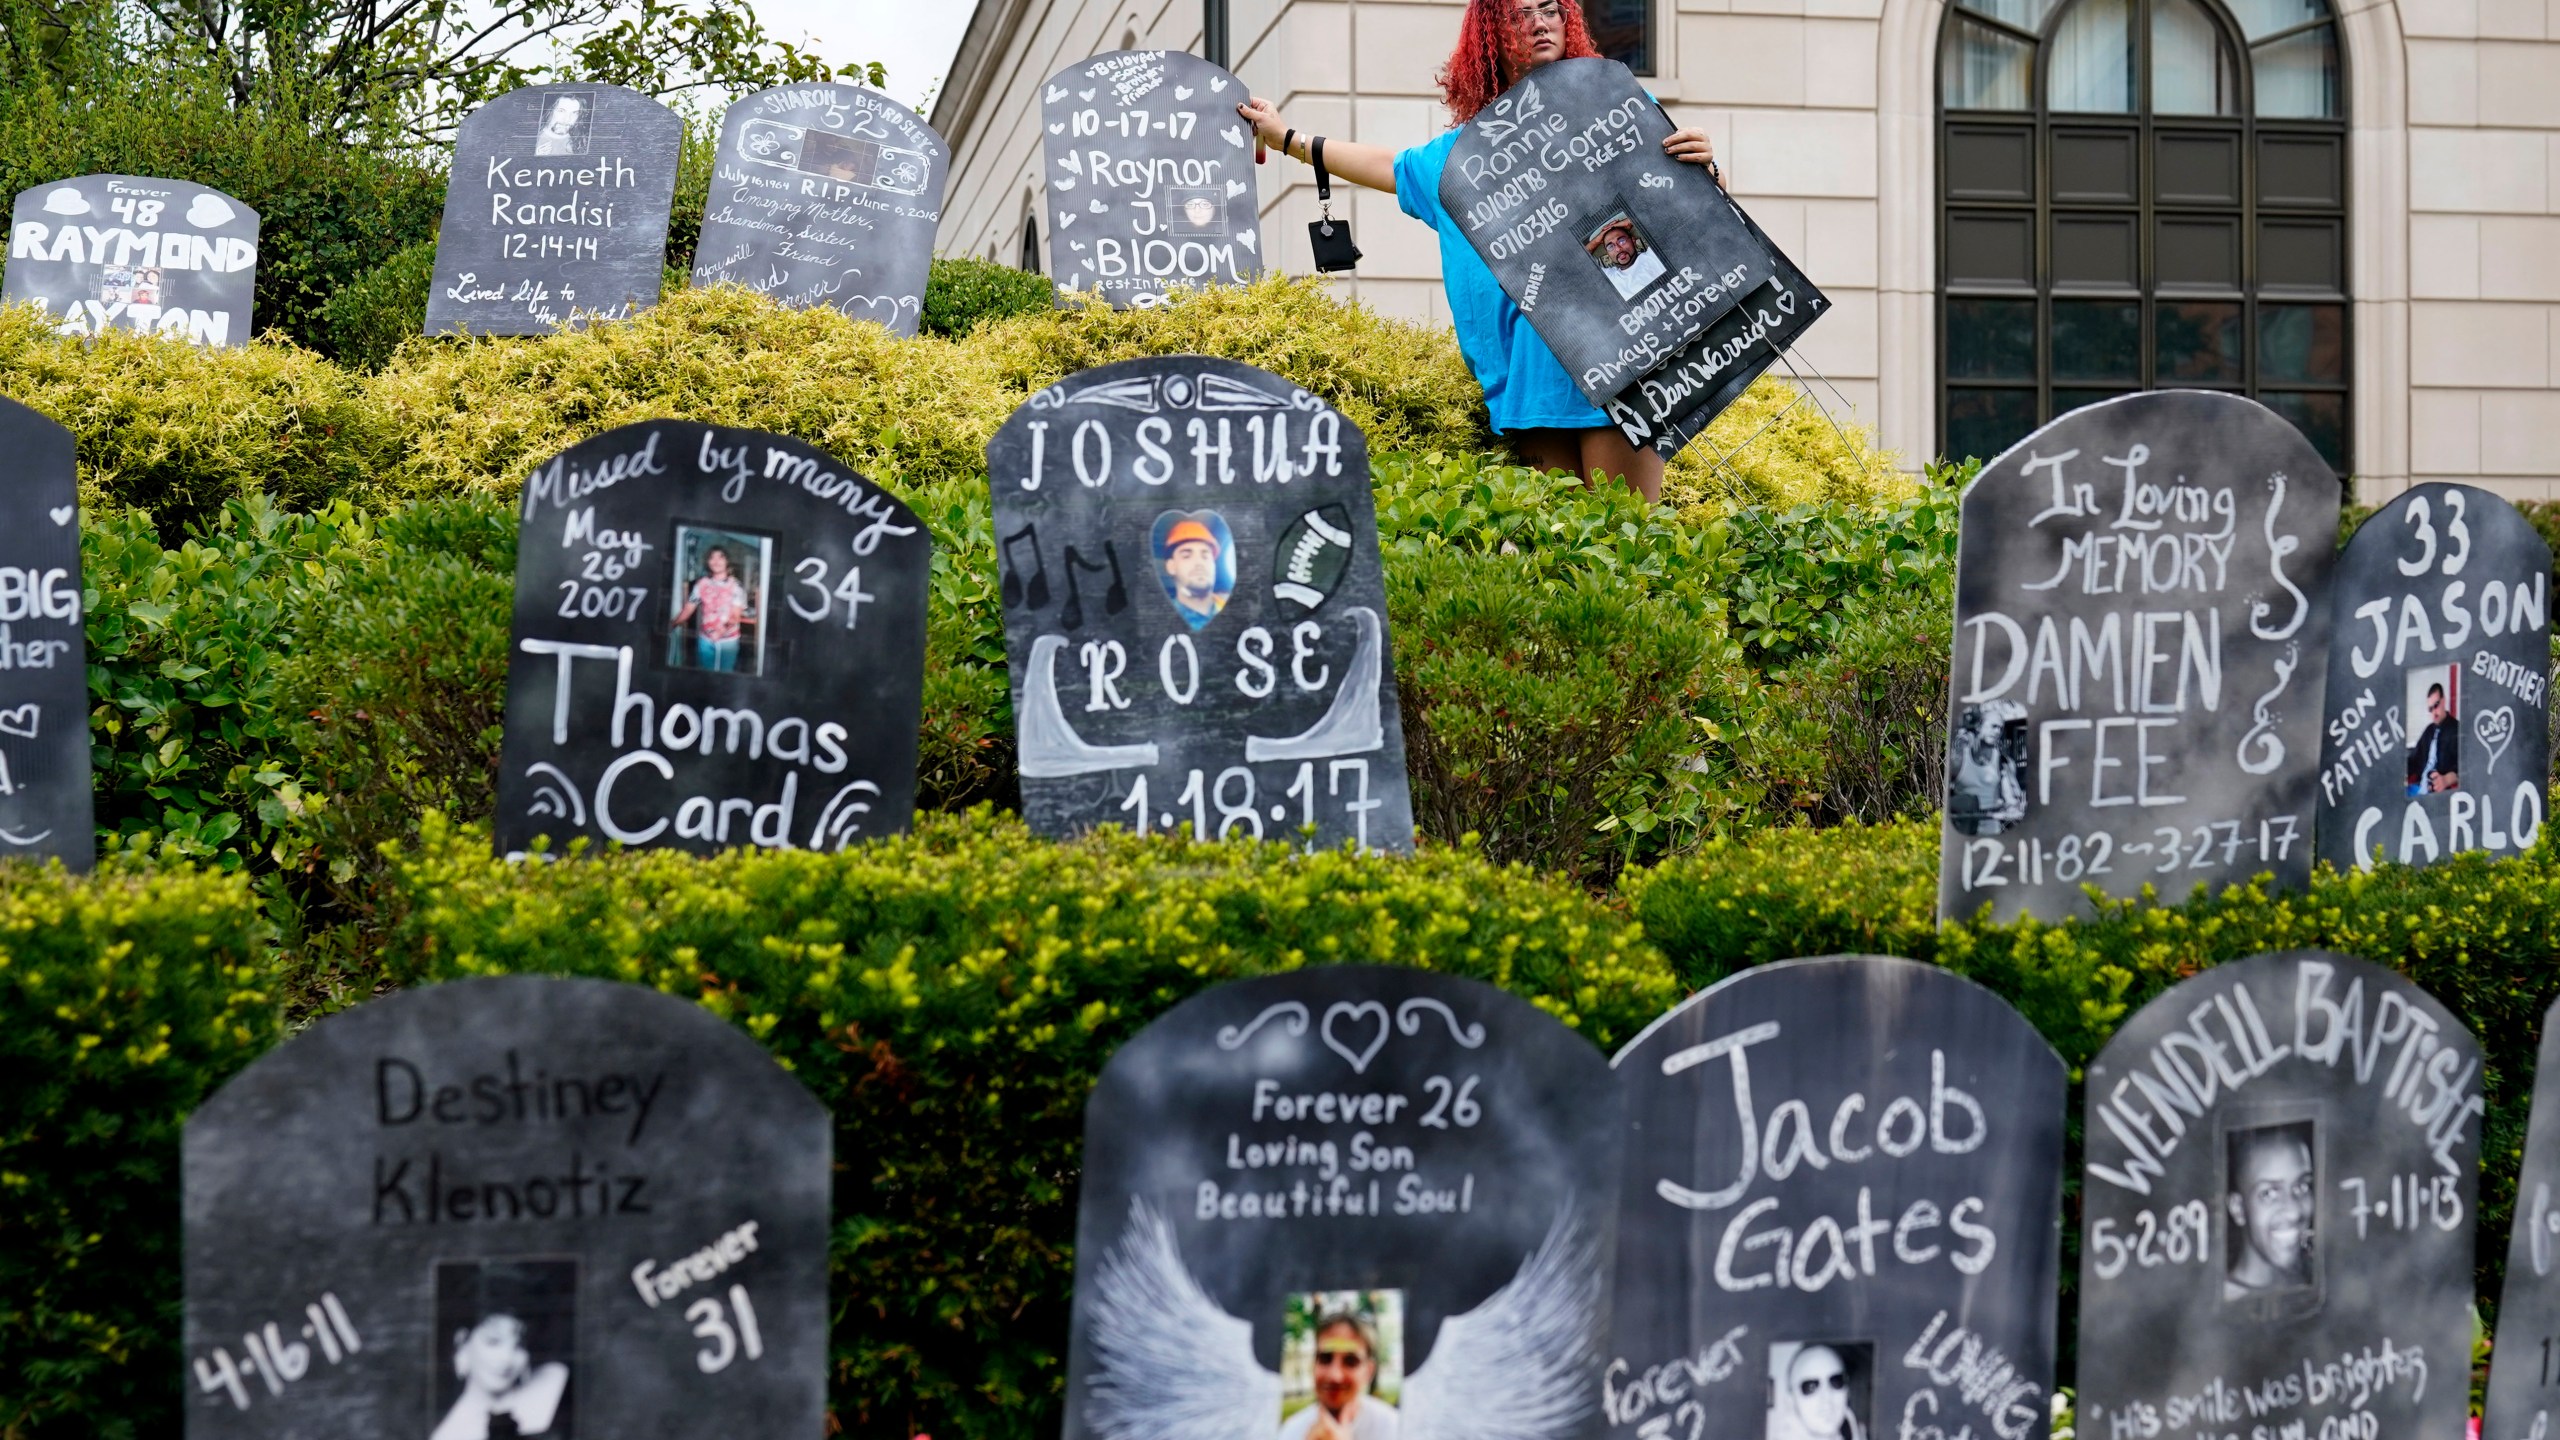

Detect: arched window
[1020, 212, 1042, 274]
[1937, 0, 2348, 471]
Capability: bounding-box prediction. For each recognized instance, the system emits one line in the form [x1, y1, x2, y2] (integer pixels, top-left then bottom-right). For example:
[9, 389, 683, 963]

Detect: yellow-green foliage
[0, 858, 278, 1435]
[1, 279, 1910, 531]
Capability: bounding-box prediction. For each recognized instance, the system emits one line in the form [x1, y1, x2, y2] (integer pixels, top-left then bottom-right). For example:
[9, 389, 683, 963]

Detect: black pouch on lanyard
[1306, 136, 1362, 273]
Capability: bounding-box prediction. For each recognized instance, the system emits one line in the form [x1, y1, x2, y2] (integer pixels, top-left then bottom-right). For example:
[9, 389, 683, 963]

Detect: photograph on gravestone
[2483, 996, 2560, 1440]
[1939, 392, 2341, 924]
[1433, 59, 1827, 459]
[182, 975, 830, 1439]
[1060, 965, 1621, 1440]
[0, 396, 92, 871]
[1040, 51, 1262, 308]
[494, 419, 929, 858]
[1605, 956, 2063, 1440]
[691, 83, 947, 335]
[2317, 483, 2550, 873]
[425, 83, 684, 336]
[984, 356, 1414, 853]
[3, 174, 259, 347]
[2076, 950, 2480, 1440]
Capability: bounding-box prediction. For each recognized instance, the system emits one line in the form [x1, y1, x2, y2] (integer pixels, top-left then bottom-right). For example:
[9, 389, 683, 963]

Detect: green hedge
[0, 813, 1669, 1438]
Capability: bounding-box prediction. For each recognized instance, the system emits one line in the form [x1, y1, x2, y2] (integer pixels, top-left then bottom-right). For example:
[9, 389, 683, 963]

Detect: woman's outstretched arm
[1236, 98, 1397, 193]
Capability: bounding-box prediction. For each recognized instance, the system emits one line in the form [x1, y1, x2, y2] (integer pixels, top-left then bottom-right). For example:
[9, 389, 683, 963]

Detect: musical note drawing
[1060, 541, 1129, 629]
[1000, 525, 1051, 610]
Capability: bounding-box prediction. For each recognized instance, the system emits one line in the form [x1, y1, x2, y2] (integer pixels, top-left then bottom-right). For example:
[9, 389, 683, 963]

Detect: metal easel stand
[1679, 344, 1872, 495]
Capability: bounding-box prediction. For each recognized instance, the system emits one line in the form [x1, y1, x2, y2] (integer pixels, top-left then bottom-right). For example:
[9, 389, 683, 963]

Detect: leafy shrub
[923, 255, 1057, 337]
[0, 75, 444, 354]
[1756, 562, 1955, 825]
[0, 859, 277, 1438]
[0, 811, 1670, 1439]
[1719, 485, 1960, 666]
[1664, 375, 1916, 511]
[319, 237, 436, 371]
[1387, 549, 1724, 876]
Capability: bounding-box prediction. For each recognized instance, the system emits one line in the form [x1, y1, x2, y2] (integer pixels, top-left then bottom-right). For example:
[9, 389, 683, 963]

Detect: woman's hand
[1237, 96, 1291, 157]
[1663, 125, 1721, 182]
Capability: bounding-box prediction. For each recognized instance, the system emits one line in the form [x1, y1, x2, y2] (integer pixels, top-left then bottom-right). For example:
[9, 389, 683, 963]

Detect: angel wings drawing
[1079, 1197, 1604, 1440]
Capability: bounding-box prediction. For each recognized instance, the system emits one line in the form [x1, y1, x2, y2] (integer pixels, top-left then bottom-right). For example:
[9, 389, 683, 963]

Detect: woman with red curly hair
[1237, 0, 1718, 501]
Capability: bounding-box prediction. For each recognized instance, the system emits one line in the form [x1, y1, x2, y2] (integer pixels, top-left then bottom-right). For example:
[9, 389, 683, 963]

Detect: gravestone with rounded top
[2317, 482, 2550, 872]
[494, 419, 929, 857]
[426, 83, 684, 335]
[1605, 955, 2063, 1440]
[691, 83, 947, 335]
[2483, 996, 2560, 1440]
[4, 174, 259, 346]
[1436, 58, 1826, 456]
[0, 396, 91, 871]
[1061, 965, 1621, 1440]
[1940, 392, 2341, 923]
[183, 974, 830, 1437]
[1039, 51, 1261, 307]
[984, 355, 1413, 852]
[2076, 950, 2480, 1440]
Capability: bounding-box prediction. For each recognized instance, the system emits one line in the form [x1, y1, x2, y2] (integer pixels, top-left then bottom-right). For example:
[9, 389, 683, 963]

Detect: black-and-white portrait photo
[433, 1258, 576, 1440]
[1765, 1340, 1872, 1440]
[1947, 699, 2030, 836]
[533, 93, 595, 156]
[2224, 1121, 2316, 1302]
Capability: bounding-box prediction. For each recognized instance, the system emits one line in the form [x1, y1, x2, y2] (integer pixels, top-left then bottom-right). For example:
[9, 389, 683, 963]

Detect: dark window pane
[1949, 212, 2036, 286]
[1582, 0, 1652, 73]
[1947, 126, 2035, 198]
[2261, 390, 2347, 470]
[2054, 387, 2138, 416]
[2053, 299, 2140, 380]
[2158, 132, 2240, 204]
[2259, 134, 2344, 206]
[2259, 217, 2344, 292]
[1949, 298, 2038, 378]
[2053, 130, 2137, 202]
[2157, 216, 2240, 287]
[2157, 300, 2243, 382]
[2259, 303, 2346, 382]
[2054, 213, 2137, 286]
[1948, 387, 2037, 462]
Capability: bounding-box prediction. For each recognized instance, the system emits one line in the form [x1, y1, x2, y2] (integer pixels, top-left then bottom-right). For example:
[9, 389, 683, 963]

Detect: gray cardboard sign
[426, 83, 683, 335]
[2317, 482, 2551, 872]
[1606, 957, 2063, 1440]
[3, 174, 259, 346]
[0, 395, 92, 871]
[691, 83, 947, 335]
[1939, 392, 2341, 924]
[493, 419, 929, 858]
[1039, 51, 1262, 308]
[183, 975, 829, 1438]
[2077, 950, 2480, 1440]
[2483, 997, 2560, 1440]
[984, 356, 1414, 852]
[1060, 965, 1622, 1440]
[1434, 59, 1827, 458]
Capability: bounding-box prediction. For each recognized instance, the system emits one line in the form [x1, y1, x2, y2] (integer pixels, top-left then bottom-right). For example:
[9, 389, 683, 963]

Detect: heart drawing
[1175, 85, 1194, 100]
[1320, 1001, 1390, 1073]
[48, 506, 72, 526]
[2477, 705, 2517, 775]
[1090, 198, 1108, 213]
[0, 705, 38, 739]
[1227, 179, 1247, 197]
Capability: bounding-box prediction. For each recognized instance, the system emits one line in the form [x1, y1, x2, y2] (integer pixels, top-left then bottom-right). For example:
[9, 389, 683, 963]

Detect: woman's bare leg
[1510, 428, 1580, 476]
[1578, 425, 1665, 504]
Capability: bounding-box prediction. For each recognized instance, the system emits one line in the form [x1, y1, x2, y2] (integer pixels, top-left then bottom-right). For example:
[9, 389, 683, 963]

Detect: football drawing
[1273, 503, 1354, 611]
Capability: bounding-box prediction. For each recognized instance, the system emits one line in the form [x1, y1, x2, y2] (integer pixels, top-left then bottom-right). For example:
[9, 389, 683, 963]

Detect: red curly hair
[1439, 0, 1601, 124]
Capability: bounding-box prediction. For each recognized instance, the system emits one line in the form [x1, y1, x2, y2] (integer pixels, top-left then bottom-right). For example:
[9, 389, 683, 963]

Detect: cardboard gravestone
[2317, 482, 2550, 871]
[1039, 50, 1261, 307]
[494, 419, 929, 857]
[691, 83, 947, 335]
[4, 174, 259, 346]
[1605, 956, 2063, 1440]
[2077, 950, 2480, 1440]
[0, 396, 91, 870]
[1940, 392, 2341, 923]
[426, 83, 683, 335]
[183, 975, 829, 1437]
[1061, 966, 1620, 1440]
[984, 356, 1414, 852]
[1436, 58, 1827, 457]
[2484, 997, 2560, 1440]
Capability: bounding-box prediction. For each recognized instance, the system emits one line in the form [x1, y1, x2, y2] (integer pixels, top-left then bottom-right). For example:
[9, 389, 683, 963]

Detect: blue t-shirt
[1394, 129, 1608, 435]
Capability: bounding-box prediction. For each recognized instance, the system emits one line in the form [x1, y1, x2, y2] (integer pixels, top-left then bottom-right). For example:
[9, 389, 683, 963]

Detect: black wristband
[1282, 128, 1298, 161]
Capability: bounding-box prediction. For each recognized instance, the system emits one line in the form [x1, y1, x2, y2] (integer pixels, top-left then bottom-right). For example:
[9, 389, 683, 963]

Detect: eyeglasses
[1514, 1, 1565, 22]
[1316, 1349, 1371, 1367]
[1797, 1374, 1850, 1396]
